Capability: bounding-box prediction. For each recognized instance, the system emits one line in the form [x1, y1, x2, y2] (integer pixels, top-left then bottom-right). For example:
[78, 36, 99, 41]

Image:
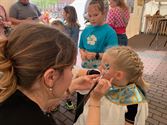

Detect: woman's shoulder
[0, 90, 56, 125]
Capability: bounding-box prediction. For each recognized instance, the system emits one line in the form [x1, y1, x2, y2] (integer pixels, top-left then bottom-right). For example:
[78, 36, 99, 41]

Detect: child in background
[62, 5, 80, 110]
[75, 0, 118, 122]
[79, 0, 118, 69]
[75, 46, 149, 125]
[83, 0, 109, 22]
[51, 20, 65, 32]
[63, 5, 80, 47]
[106, 0, 130, 46]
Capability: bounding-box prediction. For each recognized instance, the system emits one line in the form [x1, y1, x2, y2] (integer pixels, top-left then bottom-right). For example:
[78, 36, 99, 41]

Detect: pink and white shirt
[106, 7, 130, 34]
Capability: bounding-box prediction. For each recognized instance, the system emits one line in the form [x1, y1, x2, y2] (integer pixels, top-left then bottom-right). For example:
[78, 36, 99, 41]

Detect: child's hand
[86, 51, 96, 60]
[90, 78, 113, 101]
[80, 49, 87, 61]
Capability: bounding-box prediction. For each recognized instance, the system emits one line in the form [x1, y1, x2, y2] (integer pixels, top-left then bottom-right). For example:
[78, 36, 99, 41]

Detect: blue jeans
[117, 34, 128, 46]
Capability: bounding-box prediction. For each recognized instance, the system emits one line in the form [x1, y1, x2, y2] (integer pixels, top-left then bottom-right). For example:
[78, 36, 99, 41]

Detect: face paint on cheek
[105, 63, 110, 69]
[102, 63, 111, 79]
[103, 63, 117, 82]
[104, 63, 110, 73]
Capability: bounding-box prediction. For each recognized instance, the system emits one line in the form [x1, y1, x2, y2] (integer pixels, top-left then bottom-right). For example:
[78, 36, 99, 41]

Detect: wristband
[95, 52, 100, 60]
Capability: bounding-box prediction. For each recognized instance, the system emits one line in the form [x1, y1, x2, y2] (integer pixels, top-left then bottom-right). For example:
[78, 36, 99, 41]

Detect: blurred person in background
[9, 0, 41, 25]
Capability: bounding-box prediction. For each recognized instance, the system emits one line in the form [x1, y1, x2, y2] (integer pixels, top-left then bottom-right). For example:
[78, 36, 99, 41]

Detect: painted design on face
[104, 63, 110, 70]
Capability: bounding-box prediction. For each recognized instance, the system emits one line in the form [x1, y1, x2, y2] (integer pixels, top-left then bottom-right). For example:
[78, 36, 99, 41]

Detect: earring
[49, 88, 53, 91]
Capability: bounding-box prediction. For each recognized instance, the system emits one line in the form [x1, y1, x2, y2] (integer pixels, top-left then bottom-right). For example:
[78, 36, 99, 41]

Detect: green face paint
[104, 63, 110, 70]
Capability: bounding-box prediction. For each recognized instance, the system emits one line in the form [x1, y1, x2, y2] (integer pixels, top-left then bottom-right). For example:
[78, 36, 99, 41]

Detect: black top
[0, 90, 56, 125]
[125, 104, 138, 124]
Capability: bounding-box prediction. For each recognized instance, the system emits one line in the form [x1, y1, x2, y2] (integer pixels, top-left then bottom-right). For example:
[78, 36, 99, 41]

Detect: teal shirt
[79, 24, 118, 53]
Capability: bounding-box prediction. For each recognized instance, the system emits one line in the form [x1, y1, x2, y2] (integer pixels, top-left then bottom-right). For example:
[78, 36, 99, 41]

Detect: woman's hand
[69, 74, 99, 93]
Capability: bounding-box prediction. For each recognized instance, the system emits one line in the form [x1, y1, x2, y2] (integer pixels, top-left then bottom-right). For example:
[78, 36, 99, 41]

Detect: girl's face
[99, 53, 117, 81]
[62, 10, 68, 21]
[99, 53, 127, 87]
[109, 0, 117, 7]
[88, 4, 105, 26]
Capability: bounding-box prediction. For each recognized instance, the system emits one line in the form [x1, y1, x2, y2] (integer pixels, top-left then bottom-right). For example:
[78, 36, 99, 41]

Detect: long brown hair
[0, 23, 77, 102]
[63, 5, 79, 27]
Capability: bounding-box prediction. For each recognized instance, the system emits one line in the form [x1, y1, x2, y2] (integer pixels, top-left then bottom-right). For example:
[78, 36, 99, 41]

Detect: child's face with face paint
[99, 53, 128, 87]
[98, 53, 117, 81]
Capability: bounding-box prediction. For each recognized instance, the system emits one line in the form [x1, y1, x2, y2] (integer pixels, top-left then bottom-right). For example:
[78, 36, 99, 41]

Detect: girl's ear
[114, 71, 125, 81]
[43, 68, 60, 88]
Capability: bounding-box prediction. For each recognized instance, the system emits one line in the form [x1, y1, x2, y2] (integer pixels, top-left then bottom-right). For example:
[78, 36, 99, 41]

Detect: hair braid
[126, 48, 144, 83]
[106, 46, 149, 90]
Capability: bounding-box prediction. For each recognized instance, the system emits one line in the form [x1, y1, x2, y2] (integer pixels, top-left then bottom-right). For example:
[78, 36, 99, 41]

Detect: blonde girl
[76, 46, 149, 125]
[51, 20, 65, 32]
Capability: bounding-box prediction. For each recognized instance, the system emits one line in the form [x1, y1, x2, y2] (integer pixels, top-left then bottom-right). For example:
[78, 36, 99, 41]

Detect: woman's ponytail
[0, 39, 17, 102]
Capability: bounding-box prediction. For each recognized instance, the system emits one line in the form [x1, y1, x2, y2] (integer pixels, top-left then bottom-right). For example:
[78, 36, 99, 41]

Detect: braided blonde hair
[106, 46, 149, 91]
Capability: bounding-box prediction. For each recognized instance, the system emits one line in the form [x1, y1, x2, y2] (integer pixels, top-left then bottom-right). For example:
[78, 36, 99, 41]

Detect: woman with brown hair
[0, 23, 111, 125]
[63, 5, 80, 47]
